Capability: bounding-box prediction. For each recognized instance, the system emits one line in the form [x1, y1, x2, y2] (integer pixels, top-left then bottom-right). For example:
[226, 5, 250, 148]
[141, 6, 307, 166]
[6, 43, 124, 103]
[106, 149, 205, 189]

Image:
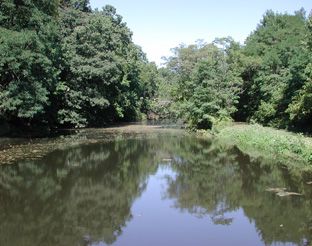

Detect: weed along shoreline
[1, 121, 311, 173]
[209, 123, 312, 172]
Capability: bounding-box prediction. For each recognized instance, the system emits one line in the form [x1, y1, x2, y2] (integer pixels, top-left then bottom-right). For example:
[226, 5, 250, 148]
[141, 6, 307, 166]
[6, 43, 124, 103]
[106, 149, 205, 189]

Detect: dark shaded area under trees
[1, 1, 311, 135]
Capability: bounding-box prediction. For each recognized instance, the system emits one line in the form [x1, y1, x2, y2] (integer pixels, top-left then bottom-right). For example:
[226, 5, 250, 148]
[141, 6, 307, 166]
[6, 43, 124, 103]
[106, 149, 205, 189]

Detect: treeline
[0, 0, 158, 133]
[1, 2, 312, 133]
[161, 9, 312, 131]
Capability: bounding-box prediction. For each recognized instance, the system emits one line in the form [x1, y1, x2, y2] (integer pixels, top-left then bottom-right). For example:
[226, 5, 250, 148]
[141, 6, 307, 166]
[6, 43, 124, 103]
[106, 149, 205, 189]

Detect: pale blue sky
[89, 0, 312, 66]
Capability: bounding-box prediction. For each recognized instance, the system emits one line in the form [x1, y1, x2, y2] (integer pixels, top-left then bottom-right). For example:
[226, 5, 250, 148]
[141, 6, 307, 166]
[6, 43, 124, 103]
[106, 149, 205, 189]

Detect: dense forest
[1, 0, 312, 134]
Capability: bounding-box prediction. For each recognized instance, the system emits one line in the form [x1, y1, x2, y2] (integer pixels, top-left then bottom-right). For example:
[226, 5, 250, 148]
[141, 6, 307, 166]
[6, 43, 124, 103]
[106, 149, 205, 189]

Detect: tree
[286, 13, 312, 128]
[0, 0, 63, 129]
[0, 0, 156, 132]
[239, 9, 311, 128]
[164, 39, 217, 102]
[164, 38, 243, 129]
[57, 5, 150, 127]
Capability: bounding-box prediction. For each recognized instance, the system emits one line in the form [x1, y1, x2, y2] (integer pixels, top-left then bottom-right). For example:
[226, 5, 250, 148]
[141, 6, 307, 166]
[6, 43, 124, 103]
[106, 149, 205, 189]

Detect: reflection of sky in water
[92, 165, 292, 246]
[1, 126, 310, 246]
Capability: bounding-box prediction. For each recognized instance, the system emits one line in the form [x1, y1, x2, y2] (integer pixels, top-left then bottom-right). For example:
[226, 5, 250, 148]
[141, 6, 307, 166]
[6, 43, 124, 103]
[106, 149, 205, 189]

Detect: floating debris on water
[266, 188, 286, 192]
[266, 188, 302, 197]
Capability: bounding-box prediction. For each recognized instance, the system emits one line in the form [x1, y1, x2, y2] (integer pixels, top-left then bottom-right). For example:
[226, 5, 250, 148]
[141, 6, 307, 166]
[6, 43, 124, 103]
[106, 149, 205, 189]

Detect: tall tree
[58, 5, 144, 127]
[239, 9, 311, 128]
[164, 38, 243, 129]
[286, 12, 312, 128]
[0, 0, 63, 128]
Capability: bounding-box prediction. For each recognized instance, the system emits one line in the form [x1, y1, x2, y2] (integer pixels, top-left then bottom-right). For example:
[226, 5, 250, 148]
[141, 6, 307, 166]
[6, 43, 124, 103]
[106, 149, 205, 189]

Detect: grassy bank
[213, 123, 312, 170]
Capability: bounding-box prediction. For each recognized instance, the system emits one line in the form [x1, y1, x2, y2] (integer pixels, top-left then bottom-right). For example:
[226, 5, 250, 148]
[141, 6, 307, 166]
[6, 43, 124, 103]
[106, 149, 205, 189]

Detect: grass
[214, 123, 312, 170]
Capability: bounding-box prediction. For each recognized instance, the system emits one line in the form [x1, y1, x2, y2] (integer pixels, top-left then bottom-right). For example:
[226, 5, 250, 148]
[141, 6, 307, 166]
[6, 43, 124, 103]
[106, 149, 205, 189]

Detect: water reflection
[0, 126, 311, 246]
[162, 137, 312, 245]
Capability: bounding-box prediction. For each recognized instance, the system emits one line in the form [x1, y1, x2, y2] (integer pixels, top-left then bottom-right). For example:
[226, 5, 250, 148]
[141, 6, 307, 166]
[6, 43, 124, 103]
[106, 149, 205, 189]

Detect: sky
[89, 0, 312, 66]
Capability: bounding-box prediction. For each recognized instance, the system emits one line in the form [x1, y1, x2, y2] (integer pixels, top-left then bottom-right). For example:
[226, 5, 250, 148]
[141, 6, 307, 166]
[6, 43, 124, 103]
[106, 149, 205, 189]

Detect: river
[0, 123, 311, 246]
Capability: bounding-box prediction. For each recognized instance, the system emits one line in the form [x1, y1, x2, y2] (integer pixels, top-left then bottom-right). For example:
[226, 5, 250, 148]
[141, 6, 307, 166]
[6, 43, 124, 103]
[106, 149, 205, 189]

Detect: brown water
[0, 123, 311, 246]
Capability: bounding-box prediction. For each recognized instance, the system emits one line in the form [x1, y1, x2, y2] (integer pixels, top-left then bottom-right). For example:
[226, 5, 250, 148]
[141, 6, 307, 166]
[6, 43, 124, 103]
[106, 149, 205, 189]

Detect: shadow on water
[0, 124, 311, 246]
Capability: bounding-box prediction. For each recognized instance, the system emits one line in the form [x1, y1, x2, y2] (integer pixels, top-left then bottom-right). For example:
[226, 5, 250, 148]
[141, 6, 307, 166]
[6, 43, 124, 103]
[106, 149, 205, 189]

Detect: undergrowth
[215, 123, 312, 169]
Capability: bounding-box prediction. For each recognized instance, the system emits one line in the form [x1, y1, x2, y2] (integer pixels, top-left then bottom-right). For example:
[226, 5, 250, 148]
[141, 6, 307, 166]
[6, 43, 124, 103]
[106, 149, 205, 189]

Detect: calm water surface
[0, 124, 311, 246]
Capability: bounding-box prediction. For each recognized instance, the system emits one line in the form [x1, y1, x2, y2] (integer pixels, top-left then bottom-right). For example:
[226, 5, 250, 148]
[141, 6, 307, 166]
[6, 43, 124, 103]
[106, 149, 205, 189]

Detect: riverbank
[208, 123, 312, 171]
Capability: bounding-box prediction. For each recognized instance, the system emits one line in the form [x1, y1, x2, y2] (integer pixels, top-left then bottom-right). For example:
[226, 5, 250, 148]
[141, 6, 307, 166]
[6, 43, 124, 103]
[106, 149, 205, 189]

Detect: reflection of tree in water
[162, 136, 312, 245]
[237, 153, 312, 246]
[0, 136, 160, 246]
[162, 137, 242, 223]
[0, 131, 311, 246]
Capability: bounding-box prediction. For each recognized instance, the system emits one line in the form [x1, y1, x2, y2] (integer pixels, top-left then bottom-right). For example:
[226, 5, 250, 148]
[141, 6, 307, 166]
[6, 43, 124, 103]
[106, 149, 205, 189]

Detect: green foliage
[0, 0, 63, 127]
[164, 38, 243, 129]
[0, 0, 156, 131]
[57, 4, 155, 127]
[1, 2, 311, 134]
[218, 124, 312, 166]
[286, 63, 312, 125]
[0, 0, 61, 29]
[138, 63, 179, 119]
[286, 13, 312, 127]
[238, 9, 312, 128]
